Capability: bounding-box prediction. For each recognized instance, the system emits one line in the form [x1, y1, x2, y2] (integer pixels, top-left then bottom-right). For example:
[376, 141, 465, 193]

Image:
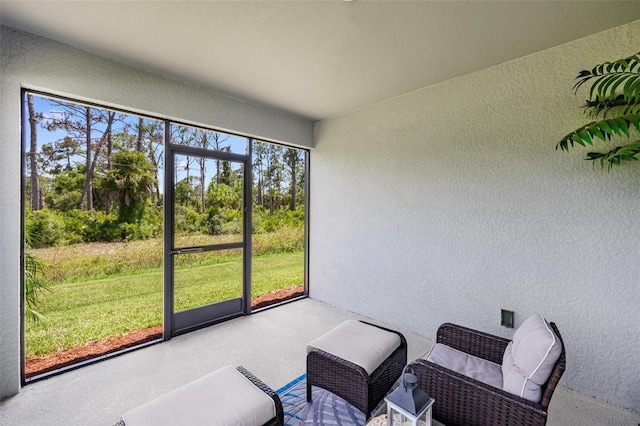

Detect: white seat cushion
[122, 365, 276, 426]
[502, 314, 562, 403]
[306, 320, 401, 375]
[425, 343, 503, 389]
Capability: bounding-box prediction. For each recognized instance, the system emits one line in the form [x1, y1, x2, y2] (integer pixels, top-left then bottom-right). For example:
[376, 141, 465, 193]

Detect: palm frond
[557, 113, 640, 152]
[559, 53, 640, 168]
[581, 94, 638, 118]
[573, 53, 640, 105]
[585, 139, 640, 169]
[24, 251, 50, 323]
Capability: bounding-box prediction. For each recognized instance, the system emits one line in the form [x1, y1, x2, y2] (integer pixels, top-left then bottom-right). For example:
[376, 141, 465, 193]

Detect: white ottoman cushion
[425, 343, 503, 389]
[122, 365, 276, 426]
[306, 320, 401, 375]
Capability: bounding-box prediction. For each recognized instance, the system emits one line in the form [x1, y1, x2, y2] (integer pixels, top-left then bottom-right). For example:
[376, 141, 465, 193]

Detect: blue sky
[27, 94, 248, 191]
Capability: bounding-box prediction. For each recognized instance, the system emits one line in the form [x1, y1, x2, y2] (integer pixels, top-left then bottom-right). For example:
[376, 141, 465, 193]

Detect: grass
[31, 228, 303, 282]
[26, 233, 304, 359]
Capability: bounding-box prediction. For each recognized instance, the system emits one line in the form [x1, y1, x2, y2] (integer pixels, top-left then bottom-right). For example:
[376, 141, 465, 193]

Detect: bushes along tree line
[25, 94, 306, 248]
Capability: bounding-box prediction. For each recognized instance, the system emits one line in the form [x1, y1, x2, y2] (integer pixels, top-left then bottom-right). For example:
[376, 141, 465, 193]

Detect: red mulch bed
[25, 286, 304, 378]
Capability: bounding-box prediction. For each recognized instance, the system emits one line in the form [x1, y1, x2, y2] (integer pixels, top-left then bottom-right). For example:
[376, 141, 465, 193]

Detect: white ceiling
[2, 1, 640, 121]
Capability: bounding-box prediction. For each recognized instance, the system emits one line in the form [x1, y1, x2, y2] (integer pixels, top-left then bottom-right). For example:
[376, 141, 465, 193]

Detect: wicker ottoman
[121, 365, 284, 426]
[306, 320, 407, 418]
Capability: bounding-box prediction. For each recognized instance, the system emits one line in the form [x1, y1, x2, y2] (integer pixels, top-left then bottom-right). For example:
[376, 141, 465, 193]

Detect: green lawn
[25, 251, 303, 358]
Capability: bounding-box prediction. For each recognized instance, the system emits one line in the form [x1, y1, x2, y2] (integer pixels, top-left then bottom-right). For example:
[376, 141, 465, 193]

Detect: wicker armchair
[409, 322, 565, 426]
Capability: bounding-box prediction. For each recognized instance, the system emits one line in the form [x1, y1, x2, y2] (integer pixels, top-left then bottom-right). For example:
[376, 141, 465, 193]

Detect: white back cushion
[502, 314, 562, 403]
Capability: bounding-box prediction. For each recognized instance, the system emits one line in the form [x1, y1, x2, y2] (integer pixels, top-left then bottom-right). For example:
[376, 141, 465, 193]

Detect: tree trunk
[199, 156, 206, 213]
[79, 111, 115, 211]
[267, 148, 274, 215]
[27, 94, 42, 210]
[79, 107, 93, 210]
[200, 133, 207, 212]
[105, 130, 113, 215]
[285, 149, 299, 211]
[149, 144, 161, 201]
[136, 117, 144, 151]
[107, 127, 113, 170]
[290, 161, 297, 211]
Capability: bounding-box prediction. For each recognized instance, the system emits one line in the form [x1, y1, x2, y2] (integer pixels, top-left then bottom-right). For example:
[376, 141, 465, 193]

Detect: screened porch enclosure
[22, 92, 308, 380]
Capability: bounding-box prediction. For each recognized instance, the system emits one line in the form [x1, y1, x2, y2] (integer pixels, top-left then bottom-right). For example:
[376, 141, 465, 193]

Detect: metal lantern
[384, 366, 434, 426]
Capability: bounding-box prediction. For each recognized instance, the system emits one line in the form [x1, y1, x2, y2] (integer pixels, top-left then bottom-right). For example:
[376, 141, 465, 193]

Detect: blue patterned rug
[276, 374, 368, 426]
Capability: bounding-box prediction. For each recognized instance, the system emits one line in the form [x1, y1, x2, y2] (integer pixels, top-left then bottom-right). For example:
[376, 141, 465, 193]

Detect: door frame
[163, 134, 253, 338]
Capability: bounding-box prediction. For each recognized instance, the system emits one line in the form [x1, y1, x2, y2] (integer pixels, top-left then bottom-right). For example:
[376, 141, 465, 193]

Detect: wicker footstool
[121, 365, 284, 426]
[306, 320, 407, 418]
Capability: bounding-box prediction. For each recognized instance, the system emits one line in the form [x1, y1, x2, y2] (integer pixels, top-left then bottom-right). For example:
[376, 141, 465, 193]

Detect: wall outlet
[501, 309, 514, 328]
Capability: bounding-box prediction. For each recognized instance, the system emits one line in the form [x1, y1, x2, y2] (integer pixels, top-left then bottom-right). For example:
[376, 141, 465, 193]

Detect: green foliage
[201, 206, 221, 235]
[24, 226, 50, 323]
[206, 182, 242, 210]
[118, 222, 153, 241]
[27, 95, 307, 249]
[557, 52, 640, 168]
[175, 177, 201, 211]
[59, 208, 161, 244]
[220, 209, 243, 234]
[24, 251, 49, 322]
[103, 150, 155, 223]
[44, 165, 85, 211]
[139, 203, 163, 237]
[32, 224, 303, 286]
[252, 225, 304, 255]
[62, 210, 118, 242]
[253, 205, 305, 233]
[174, 205, 203, 234]
[26, 209, 65, 247]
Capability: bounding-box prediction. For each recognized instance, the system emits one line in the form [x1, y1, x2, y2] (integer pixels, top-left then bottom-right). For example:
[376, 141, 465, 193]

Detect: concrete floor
[1, 298, 639, 426]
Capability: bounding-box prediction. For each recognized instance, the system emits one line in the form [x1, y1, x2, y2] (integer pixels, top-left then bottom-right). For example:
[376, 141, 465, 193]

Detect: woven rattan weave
[409, 322, 566, 426]
[306, 321, 408, 418]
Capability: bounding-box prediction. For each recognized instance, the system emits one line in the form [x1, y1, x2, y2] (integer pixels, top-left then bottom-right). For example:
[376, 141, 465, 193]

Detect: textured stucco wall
[311, 21, 640, 410]
[0, 25, 313, 399]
